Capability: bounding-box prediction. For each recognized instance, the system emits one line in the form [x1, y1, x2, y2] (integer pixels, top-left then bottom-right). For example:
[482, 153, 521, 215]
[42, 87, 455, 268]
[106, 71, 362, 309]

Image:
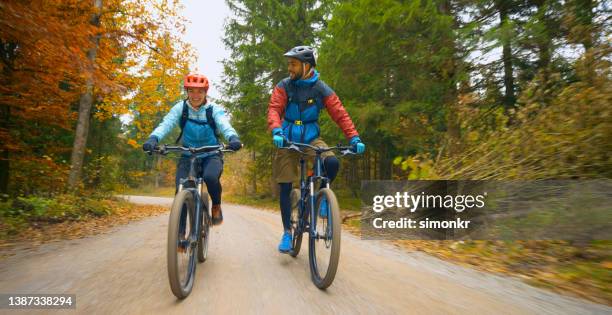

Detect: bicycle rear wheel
[198, 192, 210, 263]
[308, 188, 341, 289]
[167, 189, 197, 299]
[289, 188, 303, 257]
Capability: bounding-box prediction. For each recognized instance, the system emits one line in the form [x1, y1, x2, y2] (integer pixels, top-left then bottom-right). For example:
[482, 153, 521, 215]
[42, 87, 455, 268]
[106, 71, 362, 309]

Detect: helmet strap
[301, 63, 314, 80]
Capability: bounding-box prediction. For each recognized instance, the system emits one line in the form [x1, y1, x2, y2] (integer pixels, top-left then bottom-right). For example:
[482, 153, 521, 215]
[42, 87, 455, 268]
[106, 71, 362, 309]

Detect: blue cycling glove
[143, 135, 158, 152]
[350, 136, 365, 154]
[228, 136, 242, 151]
[272, 128, 284, 148]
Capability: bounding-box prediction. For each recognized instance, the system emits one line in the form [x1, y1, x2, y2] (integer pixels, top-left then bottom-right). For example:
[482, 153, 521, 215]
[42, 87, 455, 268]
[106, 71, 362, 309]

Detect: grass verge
[0, 194, 167, 256]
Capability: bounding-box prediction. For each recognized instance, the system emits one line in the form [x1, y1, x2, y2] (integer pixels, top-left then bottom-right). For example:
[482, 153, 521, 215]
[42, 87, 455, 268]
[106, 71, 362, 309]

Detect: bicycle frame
[177, 154, 206, 253]
[296, 152, 329, 238]
[286, 141, 353, 239]
[153, 144, 226, 253]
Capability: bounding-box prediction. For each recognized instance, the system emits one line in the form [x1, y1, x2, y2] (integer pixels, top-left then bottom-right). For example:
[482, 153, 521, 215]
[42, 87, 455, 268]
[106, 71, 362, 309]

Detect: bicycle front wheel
[167, 189, 197, 299]
[308, 188, 341, 289]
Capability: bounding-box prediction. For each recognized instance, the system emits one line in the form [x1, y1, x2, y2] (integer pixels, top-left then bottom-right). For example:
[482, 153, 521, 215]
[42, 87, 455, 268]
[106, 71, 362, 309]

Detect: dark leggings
[279, 156, 339, 231]
[175, 155, 224, 205]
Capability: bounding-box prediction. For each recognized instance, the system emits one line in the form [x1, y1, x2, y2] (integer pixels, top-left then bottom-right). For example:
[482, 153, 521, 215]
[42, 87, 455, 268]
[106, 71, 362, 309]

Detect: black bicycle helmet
[283, 46, 316, 67]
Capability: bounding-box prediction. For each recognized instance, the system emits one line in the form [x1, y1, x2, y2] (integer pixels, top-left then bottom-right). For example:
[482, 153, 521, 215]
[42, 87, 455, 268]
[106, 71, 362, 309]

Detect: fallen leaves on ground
[0, 199, 168, 256]
[341, 214, 610, 306]
[390, 239, 612, 306]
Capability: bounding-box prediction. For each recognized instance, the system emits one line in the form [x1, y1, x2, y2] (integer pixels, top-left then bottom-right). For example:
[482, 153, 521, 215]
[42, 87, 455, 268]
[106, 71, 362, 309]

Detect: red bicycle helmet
[184, 73, 209, 90]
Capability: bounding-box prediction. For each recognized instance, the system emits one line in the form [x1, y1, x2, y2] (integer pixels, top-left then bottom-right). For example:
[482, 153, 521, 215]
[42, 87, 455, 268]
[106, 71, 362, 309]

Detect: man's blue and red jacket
[267, 70, 359, 144]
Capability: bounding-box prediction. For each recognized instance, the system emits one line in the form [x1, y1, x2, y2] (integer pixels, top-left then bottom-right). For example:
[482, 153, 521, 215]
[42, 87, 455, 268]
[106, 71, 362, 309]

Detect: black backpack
[175, 99, 219, 143]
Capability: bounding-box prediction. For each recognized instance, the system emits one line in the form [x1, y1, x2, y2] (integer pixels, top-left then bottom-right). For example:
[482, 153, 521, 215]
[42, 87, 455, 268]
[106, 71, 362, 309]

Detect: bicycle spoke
[314, 195, 332, 276]
[179, 206, 192, 286]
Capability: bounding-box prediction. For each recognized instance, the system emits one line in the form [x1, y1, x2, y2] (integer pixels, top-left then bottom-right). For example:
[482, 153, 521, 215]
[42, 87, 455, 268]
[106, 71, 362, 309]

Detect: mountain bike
[281, 140, 355, 289]
[149, 143, 235, 299]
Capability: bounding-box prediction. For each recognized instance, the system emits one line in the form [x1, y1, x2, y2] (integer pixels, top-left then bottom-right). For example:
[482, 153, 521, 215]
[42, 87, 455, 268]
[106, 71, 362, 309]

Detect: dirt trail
[0, 196, 609, 314]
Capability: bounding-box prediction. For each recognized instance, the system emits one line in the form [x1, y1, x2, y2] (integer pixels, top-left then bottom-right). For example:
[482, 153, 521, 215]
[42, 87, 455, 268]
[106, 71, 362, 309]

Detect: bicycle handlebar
[281, 139, 356, 156]
[147, 143, 239, 156]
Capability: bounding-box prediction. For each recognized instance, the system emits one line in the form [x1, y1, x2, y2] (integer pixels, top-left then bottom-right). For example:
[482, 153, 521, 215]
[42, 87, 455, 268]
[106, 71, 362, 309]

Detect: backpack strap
[312, 80, 326, 110]
[206, 105, 219, 138]
[175, 101, 220, 144]
[175, 99, 189, 143]
[286, 80, 297, 104]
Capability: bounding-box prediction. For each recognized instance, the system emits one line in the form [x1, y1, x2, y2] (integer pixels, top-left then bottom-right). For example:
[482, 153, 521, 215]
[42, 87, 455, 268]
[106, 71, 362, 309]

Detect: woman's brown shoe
[211, 205, 223, 225]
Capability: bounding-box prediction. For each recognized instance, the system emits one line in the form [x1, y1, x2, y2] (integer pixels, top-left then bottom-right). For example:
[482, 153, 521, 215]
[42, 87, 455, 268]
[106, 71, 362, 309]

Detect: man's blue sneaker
[278, 230, 292, 253]
[319, 198, 328, 218]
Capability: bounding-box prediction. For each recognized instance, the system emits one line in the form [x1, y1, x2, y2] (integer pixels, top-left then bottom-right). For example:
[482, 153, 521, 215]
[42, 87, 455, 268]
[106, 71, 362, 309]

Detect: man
[143, 73, 242, 225]
[267, 46, 365, 252]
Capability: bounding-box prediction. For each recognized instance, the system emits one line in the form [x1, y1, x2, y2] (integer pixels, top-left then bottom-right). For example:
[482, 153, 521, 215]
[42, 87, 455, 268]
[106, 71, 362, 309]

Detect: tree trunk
[68, 0, 103, 190]
[534, 0, 553, 105]
[351, 159, 359, 197]
[574, 0, 594, 51]
[497, 1, 516, 112]
[251, 150, 257, 194]
[154, 155, 160, 188]
[439, 0, 460, 156]
[0, 105, 9, 194]
[373, 151, 378, 180]
[363, 150, 370, 180]
[378, 144, 391, 179]
[0, 40, 17, 194]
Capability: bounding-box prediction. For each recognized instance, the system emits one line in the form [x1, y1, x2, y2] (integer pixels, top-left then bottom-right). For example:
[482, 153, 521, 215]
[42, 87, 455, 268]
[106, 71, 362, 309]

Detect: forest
[0, 0, 610, 304]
